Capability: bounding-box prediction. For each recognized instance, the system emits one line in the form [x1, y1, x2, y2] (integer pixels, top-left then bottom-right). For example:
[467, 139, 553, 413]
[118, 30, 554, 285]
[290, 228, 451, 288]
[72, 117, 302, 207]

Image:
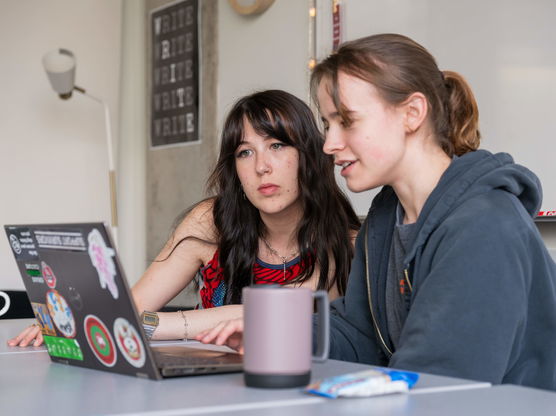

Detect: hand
[195, 318, 244, 354]
[7, 323, 43, 347]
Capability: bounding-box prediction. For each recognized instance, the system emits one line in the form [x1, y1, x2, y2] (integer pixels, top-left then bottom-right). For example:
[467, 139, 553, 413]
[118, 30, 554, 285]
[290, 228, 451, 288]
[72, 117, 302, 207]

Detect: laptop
[4, 222, 243, 380]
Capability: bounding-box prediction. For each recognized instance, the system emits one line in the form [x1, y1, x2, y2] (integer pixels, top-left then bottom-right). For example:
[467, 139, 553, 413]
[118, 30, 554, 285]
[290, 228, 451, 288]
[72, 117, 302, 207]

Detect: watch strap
[141, 311, 159, 340]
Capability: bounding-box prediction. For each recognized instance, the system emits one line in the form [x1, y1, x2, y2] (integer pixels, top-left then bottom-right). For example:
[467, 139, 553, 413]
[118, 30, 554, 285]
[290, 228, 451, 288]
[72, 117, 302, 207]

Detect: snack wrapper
[305, 368, 419, 398]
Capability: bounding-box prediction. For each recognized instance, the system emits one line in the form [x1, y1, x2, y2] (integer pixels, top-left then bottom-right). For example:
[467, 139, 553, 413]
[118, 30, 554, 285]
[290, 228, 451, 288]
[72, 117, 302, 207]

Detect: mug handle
[0, 291, 11, 317]
[312, 290, 329, 362]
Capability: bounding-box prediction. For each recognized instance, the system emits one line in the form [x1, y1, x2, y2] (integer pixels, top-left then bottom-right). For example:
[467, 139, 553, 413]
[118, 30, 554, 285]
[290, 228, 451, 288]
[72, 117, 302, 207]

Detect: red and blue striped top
[199, 249, 307, 308]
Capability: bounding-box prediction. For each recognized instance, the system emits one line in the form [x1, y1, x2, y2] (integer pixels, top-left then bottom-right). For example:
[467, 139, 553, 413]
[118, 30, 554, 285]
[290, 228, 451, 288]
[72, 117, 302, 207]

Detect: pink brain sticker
[87, 229, 118, 299]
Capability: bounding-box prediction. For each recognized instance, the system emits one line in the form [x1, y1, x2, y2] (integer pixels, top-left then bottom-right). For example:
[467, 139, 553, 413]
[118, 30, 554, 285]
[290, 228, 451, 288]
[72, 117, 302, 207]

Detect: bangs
[243, 104, 296, 147]
[311, 47, 395, 126]
[221, 90, 309, 161]
[311, 54, 357, 126]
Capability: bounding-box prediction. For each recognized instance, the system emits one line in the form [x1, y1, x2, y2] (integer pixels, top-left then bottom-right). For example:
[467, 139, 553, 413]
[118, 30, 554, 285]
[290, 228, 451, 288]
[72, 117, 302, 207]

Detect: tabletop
[0, 318, 496, 416]
[203, 385, 556, 416]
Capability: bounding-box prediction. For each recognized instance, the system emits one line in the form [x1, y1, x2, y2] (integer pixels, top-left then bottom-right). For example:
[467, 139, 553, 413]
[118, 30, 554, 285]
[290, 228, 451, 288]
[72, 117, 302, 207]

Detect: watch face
[143, 312, 158, 325]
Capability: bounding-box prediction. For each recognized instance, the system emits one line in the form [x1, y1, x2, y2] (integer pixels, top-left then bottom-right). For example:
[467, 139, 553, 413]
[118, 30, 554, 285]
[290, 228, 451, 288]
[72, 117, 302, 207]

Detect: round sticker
[42, 261, 57, 288]
[46, 290, 76, 338]
[84, 315, 117, 367]
[114, 317, 146, 368]
[9, 234, 22, 255]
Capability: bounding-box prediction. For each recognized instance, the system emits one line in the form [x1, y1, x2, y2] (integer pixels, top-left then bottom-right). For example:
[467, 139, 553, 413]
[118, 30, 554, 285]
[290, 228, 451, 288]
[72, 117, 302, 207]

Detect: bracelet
[179, 310, 189, 340]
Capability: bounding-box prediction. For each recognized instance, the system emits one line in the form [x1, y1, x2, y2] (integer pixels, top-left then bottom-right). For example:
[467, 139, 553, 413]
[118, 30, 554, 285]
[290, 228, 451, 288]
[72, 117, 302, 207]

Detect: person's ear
[402, 92, 428, 134]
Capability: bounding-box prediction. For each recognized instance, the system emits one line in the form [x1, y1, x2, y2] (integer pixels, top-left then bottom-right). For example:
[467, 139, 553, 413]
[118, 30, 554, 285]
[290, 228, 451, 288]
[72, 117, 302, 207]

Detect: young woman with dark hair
[205, 89, 359, 305]
[9, 89, 359, 347]
[198, 34, 556, 390]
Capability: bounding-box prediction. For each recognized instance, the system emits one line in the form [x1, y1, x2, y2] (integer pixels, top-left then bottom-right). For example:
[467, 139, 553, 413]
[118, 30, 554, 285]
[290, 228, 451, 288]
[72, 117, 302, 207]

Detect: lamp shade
[42, 48, 76, 99]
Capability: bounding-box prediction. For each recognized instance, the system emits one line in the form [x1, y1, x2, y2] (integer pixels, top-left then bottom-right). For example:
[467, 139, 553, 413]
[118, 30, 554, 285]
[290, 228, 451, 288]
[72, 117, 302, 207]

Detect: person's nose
[322, 130, 345, 155]
[255, 153, 272, 175]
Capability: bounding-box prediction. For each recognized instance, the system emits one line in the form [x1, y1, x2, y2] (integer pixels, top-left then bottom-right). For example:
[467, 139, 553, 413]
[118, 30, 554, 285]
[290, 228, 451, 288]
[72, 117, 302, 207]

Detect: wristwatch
[141, 311, 159, 340]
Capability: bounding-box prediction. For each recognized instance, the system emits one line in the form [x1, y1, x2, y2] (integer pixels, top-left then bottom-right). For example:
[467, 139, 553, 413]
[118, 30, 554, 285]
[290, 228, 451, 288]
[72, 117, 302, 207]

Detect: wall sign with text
[150, 0, 199, 147]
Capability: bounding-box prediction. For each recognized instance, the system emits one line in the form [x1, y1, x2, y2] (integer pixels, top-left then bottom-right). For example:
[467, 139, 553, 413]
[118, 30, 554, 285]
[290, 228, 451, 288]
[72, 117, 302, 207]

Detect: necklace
[261, 237, 298, 281]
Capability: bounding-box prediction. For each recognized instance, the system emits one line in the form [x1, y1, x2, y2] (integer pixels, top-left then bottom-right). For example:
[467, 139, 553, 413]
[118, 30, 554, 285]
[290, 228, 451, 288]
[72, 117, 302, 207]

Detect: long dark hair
[207, 90, 359, 303]
[311, 33, 480, 156]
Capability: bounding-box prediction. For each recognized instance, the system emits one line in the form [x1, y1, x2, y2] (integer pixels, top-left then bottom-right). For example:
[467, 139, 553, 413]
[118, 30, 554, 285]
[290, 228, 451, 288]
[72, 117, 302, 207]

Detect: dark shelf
[535, 216, 556, 222]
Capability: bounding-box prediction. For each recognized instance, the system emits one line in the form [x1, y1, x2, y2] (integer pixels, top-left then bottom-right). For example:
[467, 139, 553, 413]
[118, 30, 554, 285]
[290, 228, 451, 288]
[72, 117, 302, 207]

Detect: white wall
[335, 0, 556, 219]
[217, 0, 312, 130]
[0, 0, 123, 289]
[118, 0, 148, 287]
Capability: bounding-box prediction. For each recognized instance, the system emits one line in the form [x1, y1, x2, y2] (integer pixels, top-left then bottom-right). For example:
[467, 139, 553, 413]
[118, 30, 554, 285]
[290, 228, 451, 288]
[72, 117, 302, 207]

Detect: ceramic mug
[0, 291, 11, 317]
[242, 286, 329, 388]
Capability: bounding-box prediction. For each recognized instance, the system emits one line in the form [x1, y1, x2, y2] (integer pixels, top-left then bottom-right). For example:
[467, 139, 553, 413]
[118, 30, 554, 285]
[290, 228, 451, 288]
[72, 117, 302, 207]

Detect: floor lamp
[42, 48, 118, 246]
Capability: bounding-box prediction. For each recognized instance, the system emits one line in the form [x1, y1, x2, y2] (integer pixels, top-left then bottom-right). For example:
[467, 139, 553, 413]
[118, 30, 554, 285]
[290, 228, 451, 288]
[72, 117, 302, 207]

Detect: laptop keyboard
[152, 346, 243, 367]
[153, 349, 243, 377]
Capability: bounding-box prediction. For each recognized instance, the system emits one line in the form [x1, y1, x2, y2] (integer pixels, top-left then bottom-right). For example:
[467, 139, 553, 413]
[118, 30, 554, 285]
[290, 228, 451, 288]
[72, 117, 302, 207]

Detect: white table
[206, 385, 556, 416]
[0, 318, 496, 415]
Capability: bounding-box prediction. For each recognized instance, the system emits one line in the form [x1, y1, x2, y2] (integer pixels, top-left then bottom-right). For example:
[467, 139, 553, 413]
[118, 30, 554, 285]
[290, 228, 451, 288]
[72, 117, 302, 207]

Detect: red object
[84, 315, 117, 367]
[538, 211, 556, 217]
[42, 261, 57, 288]
[199, 250, 309, 309]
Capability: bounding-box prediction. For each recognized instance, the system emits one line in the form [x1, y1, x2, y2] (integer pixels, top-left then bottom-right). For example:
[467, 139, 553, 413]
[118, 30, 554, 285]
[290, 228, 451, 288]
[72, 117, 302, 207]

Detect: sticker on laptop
[114, 317, 146, 368]
[46, 290, 76, 338]
[9, 234, 22, 254]
[31, 302, 57, 336]
[6, 228, 39, 261]
[87, 228, 118, 299]
[41, 261, 57, 288]
[84, 315, 117, 367]
[25, 263, 44, 284]
[43, 335, 84, 361]
[67, 286, 83, 311]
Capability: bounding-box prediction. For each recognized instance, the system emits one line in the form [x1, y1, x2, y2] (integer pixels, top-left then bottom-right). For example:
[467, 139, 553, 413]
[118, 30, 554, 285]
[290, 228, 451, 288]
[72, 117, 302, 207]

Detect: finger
[194, 326, 217, 341]
[227, 335, 242, 350]
[211, 322, 236, 345]
[7, 327, 30, 345]
[199, 321, 227, 344]
[215, 321, 243, 345]
[194, 330, 208, 341]
[7, 325, 36, 346]
[20, 326, 41, 347]
[33, 331, 44, 347]
[226, 334, 245, 354]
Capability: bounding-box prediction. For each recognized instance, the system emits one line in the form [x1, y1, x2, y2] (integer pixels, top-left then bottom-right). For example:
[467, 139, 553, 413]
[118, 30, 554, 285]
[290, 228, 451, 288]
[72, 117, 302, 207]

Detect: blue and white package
[305, 368, 419, 398]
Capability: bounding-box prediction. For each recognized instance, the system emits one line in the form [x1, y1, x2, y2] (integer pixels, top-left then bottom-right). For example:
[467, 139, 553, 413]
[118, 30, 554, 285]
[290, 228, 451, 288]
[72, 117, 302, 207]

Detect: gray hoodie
[324, 150, 556, 390]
